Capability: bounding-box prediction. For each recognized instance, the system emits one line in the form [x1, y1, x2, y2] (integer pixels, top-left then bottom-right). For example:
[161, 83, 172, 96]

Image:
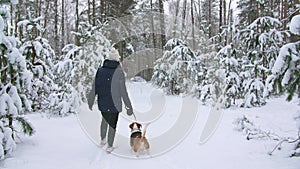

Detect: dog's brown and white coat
[129, 122, 150, 156]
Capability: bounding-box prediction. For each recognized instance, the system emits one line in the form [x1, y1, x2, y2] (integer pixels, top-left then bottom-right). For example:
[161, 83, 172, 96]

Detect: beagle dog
[129, 122, 150, 157]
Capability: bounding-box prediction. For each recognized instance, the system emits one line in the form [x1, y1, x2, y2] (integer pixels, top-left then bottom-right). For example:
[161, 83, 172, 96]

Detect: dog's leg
[130, 137, 134, 147]
[135, 151, 139, 157]
[133, 138, 141, 157]
[133, 145, 140, 157]
[143, 139, 150, 149]
[130, 146, 135, 155]
[146, 149, 150, 156]
[133, 146, 139, 157]
[142, 138, 150, 157]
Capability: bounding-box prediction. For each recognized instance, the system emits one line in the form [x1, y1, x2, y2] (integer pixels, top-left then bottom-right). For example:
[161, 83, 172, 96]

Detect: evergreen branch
[15, 116, 35, 136]
[0, 114, 35, 136]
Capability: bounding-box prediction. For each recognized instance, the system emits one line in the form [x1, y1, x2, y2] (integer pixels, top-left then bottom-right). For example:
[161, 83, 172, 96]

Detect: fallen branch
[234, 115, 300, 157]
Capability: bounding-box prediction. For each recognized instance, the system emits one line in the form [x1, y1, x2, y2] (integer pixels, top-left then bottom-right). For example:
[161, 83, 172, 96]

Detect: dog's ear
[129, 123, 134, 129]
[137, 123, 142, 129]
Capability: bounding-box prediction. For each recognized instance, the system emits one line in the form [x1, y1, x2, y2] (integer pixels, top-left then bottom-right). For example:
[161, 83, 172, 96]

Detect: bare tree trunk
[43, 1, 50, 32]
[38, 0, 42, 17]
[192, 0, 202, 27]
[105, 1, 109, 20]
[150, 0, 157, 58]
[181, 0, 187, 39]
[223, 0, 226, 26]
[14, 2, 19, 37]
[269, 0, 274, 16]
[219, 0, 222, 34]
[101, 0, 105, 22]
[17, 0, 26, 39]
[282, 0, 287, 29]
[191, 0, 195, 49]
[34, 0, 39, 19]
[172, 0, 180, 37]
[61, 0, 65, 50]
[248, 0, 253, 24]
[208, 0, 212, 38]
[280, 0, 284, 20]
[0, 51, 6, 84]
[256, 0, 260, 19]
[54, 0, 59, 54]
[37, 0, 43, 37]
[92, 0, 96, 25]
[159, 0, 166, 47]
[88, 0, 91, 24]
[198, 0, 202, 24]
[226, 0, 232, 44]
[75, 0, 80, 46]
[10, 4, 14, 36]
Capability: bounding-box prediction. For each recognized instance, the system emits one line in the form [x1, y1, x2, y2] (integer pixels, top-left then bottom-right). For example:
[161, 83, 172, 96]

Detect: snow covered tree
[18, 17, 56, 112]
[188, 30, 218, 104]
[72, 22, 111, 103]
[198, 62, 222, 104]
[270, 14, 300, 101]
[49, 44, 81, 116]
[217, 44, 241, 107]
[236, 16, 286, 107]
[189, 53, 207, 99]
[152, 38, 197, 95]
[0, 3, 34, 159]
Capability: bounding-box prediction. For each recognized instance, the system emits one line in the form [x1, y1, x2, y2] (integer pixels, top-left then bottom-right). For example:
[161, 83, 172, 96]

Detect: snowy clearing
[0, 82, 299, 169]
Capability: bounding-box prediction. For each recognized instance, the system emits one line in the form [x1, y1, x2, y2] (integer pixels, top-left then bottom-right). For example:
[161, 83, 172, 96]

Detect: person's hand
[126, 108, 133, 116]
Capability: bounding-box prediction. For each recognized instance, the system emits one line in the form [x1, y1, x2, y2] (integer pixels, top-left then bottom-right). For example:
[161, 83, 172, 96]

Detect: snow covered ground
[0, 82, 299, 169]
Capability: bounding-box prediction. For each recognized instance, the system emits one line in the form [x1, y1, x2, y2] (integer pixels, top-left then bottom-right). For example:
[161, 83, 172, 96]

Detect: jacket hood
[102, 59, 120, 69]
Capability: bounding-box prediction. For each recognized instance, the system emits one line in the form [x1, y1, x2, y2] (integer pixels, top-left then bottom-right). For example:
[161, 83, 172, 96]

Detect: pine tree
[18, 17, 56, 112]
[72, 22, 111, 103]
[270, 14, 300, 101]
[152, 38, 197, 95]
[236, 16, 286, 107]
[0, 3, 34, 159]
[49, 44, 80, 116]
[197, 54, 218, 104]
[217, 44, 240, 107]
[190, 53, 207, 99]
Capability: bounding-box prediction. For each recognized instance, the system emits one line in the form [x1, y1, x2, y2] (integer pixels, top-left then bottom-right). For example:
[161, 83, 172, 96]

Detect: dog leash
[132, 112, 137, 121]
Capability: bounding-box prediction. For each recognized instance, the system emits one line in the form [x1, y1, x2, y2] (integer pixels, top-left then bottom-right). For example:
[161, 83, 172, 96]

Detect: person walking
[88, 48, 133, 153]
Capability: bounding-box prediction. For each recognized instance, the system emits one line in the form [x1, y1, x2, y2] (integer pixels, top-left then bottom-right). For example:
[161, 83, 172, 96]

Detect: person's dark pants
[100, 112, 119, 147]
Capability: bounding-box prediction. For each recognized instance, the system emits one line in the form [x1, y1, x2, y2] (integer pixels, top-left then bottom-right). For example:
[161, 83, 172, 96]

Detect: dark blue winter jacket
[94, 59, 132, 113]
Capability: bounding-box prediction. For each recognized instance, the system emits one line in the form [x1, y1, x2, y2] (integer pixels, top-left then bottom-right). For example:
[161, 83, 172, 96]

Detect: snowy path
[1, 82, 300, 169]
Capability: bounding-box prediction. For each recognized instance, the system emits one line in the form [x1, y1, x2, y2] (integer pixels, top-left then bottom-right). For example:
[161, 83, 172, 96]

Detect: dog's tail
[142, 123, 150, 138]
